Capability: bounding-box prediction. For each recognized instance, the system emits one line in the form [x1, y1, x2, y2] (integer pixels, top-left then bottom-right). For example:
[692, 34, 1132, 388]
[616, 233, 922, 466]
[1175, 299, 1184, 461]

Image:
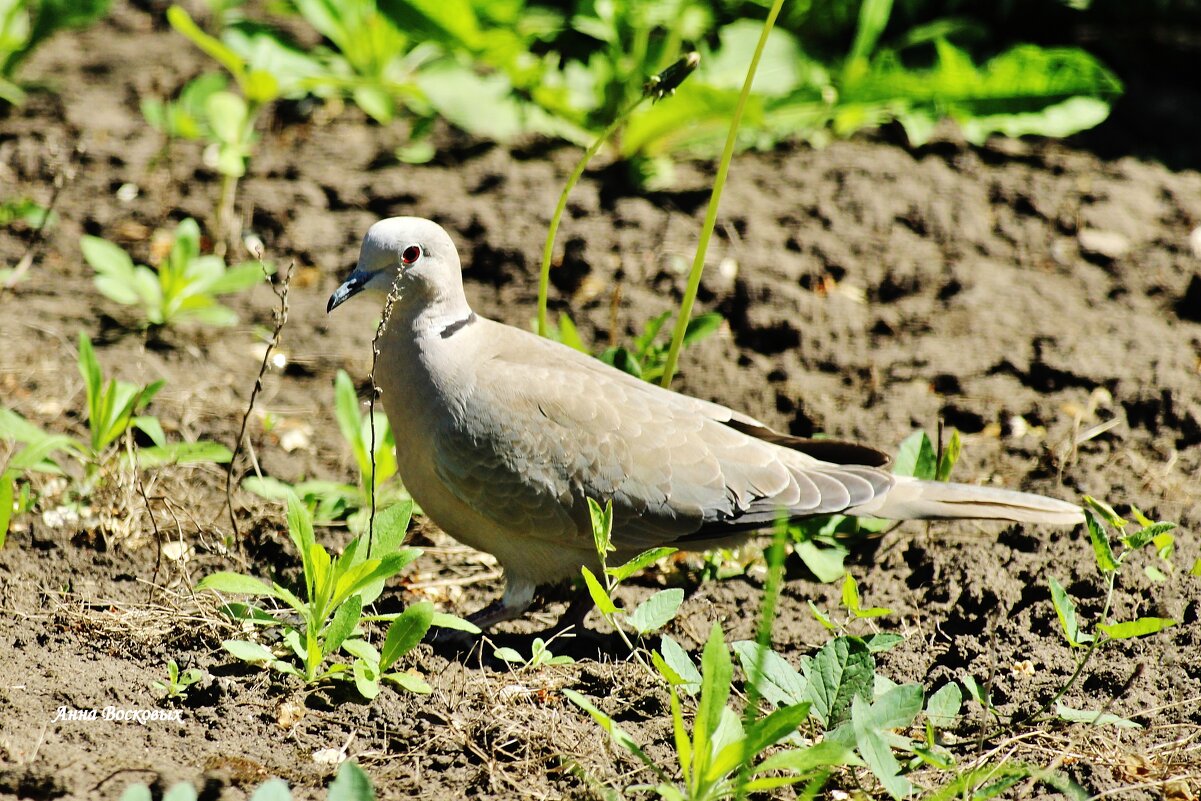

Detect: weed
[0, 0, 110, 105]
[243, 370, 406, 530]
[198, 495, 474, 693]
[581, 498, 683, 653]
[152, 659, 203, 700]
[0, 196, 56, 229]
[494, 637, 575, 668]
[82, 218, 267, 328]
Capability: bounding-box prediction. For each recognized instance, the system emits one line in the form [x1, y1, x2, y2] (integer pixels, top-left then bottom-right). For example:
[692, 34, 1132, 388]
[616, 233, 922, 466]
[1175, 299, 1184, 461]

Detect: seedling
[243, 370, 405, 530]
[0, 332, 231, 483]
[198, 496, 474, 693]
[581, 498, 683, 651]
[152, 659, 203, 700]
[494, 637, 575, 669]
[0, 0, 111, 105]
[1036, 498, 1178, 728]
[567, 621, 852, 800]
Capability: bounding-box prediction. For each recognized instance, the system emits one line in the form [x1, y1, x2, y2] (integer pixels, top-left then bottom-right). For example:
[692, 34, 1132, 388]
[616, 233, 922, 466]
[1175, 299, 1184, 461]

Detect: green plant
[494, 637, 575, 668]
[0, 0, 111, 105]
[120, 758, 376, 801]
[567, 621, 852, 799]
[787, 429, 960, 582]
[198, 495, 474, 692]
[243, 370, 405, 530]
[580, 498, 684, 652]
[141, 72, 229, 142]
[0, 332, 231, 478]
[1035, 498, 1178, 728]
[0, 196, 55, 228]
[82, 218, 266, 328]
[152, 659, 204, 700]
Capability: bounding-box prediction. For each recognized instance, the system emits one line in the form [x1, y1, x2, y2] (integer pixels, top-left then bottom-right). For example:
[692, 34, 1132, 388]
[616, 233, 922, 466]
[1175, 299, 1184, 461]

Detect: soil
[1, 4, 1199, 800]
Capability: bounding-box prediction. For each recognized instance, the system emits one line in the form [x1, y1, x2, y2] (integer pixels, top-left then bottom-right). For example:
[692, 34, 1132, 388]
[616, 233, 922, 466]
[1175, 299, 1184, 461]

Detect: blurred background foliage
[4, 0, 1199, 176]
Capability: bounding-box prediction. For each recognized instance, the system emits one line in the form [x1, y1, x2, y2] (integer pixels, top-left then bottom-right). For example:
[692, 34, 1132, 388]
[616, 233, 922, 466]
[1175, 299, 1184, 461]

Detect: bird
[328, 217, 1084, 629]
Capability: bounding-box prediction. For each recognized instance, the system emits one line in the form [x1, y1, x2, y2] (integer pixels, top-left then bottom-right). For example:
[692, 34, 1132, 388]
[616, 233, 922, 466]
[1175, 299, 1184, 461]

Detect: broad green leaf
[659, 635, 701, 694]
[197, 571, 275, 596]
[606, 546, 677, 584]
[709, 702, 810, 778]
[806, 636, 874, 729]
[380, 602, 433, 670]
[222, 639, 276, 664]
[733, 641, 807, 708]
[893, 431, 936, 479]
[430, 612, 480, 634]
[753, 739, 856, 774]
[207, 262, 268, 294]
[1055, 703, 1141, 729]
[248, 779, 292, 801]
[852, 694, 912, 800]
[132, 441, 233, 467]
[1122, 522, 1176, 551]
[1085, 511, 1117, 573]
[328, 761, 375, 801]
[793, 539, 847, 582]
[862, 633, 905, 653]
[580, 566, 618, 615]
[384, 670, 432, 694]
[1098, 617, 1176, 640]
[493, 647, 524, 663]
[341, 638, 379, 664]
[625, 588, 683, 635]
[925, 682, 962, 729]
[1048, 577, 1091, 647]
[324, 595, 361, 655]
[353, 657, 380, 699]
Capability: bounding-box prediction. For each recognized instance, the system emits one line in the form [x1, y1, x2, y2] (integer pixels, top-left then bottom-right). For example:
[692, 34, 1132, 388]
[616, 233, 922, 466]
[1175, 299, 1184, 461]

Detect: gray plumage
[329, 217, 1083, 626]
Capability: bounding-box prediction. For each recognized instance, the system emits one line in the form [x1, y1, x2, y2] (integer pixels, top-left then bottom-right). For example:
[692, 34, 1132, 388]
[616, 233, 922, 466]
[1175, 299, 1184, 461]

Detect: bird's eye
[401, 245, 422, 265]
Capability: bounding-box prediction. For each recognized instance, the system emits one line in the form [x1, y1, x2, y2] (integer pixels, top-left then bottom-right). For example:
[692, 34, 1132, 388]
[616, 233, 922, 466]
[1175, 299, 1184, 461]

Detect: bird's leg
[543, 586, 594, 635]
[466, 577, 535, 630]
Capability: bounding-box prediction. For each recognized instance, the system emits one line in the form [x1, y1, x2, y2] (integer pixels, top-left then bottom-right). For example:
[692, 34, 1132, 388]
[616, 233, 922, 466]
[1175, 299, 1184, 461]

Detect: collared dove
[328, 217, 1083, 628]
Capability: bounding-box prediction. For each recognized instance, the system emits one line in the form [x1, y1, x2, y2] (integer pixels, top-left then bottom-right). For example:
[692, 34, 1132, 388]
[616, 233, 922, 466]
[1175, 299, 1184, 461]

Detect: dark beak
[327, 268, 371, 313]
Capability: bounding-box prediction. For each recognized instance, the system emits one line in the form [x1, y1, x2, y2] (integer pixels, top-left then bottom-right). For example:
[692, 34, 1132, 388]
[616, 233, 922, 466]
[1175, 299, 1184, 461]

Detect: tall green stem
[659, 0, 785, 388]
[536, 100, 643, 338]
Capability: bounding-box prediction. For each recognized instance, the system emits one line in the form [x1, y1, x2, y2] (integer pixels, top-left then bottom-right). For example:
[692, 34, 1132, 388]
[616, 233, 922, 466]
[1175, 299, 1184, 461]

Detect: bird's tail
[849, 475, 1084, 526]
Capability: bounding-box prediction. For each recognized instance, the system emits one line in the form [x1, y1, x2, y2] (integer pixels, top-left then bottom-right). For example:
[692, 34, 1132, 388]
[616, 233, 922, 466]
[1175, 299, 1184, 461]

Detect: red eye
[401, 245, 421, 265]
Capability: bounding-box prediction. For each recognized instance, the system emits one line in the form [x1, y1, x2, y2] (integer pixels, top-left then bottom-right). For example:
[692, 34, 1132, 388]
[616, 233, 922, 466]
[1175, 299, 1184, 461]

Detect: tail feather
[849, 476, 1084, 526]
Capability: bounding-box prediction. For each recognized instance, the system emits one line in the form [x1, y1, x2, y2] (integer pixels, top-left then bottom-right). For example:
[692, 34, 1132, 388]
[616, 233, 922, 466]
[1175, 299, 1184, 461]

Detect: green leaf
[384, 670, 432, 694]
[197, 571, 276, 596]
[380, 602, 433, 670]
[1121, 521, 1176, 551]
[1098, 617, 1176, 640]
[207, 262, 267, 295]
[893, 431, 936, 479]
[132, 441, 233, 467]
[658, 635, 701, 694]
[753, 739, 856, 774]
[733, 641, 807, 708]
[841, 573, 892, 618]
[935, 429, 961, 482]
[1048, 577, 1092, 647]
[221, 639, 276, 664]
[606, 546, 677, 584]
[580, 566, 618, 615]
[430, 612, 480, 634]
[694, 622, 733, 776]
[563, 689, 661, 777]
[324, 595, 362, 655]
[248, 779, 292, 801]
[862, 633, 905, 654]
[328, 761, 375, 801]
[793, 538, 848, 583]
[852, 693, 913, 800]
[709, 702, 809, 779]
[625, 588, 683, 635]
[167, 5, 245, 81]
[806, 636, 874, 729]
[353, 658, 380, 699]
[493, 647, 524, 664]
[286, 492, 316, 598]
[0, 471, 13, 548]
[1083, 496, 1126, 529]
[1085, 511, 1117, 573]
[1055, 703, 1141, 729]
[925, 682, 962, 729]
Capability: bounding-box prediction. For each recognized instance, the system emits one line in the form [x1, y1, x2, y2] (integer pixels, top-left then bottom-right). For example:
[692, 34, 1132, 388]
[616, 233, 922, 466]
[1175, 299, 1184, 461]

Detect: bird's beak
[327, 268, 371, 313]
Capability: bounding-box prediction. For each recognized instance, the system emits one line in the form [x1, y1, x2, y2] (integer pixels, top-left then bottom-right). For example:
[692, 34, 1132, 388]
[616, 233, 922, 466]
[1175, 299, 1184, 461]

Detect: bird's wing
[429, 322, 893, 552]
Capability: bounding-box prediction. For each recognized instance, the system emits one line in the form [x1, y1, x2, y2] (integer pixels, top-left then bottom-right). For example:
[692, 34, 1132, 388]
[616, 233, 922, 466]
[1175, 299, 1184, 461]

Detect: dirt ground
[1, 4, 1199, 800]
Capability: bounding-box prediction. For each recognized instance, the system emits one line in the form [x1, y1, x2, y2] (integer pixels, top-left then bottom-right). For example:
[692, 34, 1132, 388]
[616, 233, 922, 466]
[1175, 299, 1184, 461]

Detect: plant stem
[659, 0, 785, 388]
[536, 97, 644, 338]
[215, 172, 238, 259]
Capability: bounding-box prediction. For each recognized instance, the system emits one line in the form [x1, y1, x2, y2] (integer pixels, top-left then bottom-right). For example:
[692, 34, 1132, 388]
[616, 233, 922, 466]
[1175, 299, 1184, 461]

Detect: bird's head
[327, 217, 463, 314]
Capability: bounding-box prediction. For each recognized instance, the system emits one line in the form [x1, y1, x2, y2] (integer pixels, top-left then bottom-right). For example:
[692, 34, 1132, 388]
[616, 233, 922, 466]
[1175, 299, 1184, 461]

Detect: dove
[328, 217, 1083, 628]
